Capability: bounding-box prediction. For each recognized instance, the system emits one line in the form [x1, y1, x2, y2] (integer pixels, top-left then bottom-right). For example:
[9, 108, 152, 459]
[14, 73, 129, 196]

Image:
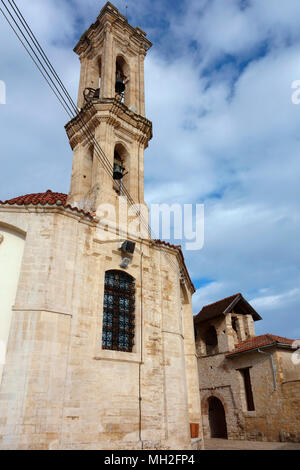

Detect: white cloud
[193, 282, 228, 314]
[250, 288, 300, 310]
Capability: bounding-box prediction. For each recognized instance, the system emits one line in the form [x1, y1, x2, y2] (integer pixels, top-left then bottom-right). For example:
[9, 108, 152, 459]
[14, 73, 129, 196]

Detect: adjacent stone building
[194, 293, 300, 443]
[0, 3, 202, 450]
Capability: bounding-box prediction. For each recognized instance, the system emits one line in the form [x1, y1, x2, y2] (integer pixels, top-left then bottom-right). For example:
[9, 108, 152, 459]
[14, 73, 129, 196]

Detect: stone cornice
[0, 204, 96, 226]
[65, 98, 153, 149]
[0, 203, 194, 293]
[65, 103, 101, 149]
[74, 2, 152, 58]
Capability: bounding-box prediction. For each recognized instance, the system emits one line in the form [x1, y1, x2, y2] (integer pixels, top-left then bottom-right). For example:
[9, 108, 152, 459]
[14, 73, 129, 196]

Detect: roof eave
[223, 294, 262, 321]
[226, 342, 293, 358]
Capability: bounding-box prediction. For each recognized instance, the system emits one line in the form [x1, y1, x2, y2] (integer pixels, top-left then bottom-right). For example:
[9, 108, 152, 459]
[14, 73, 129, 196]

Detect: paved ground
[204, 438, 300, 450]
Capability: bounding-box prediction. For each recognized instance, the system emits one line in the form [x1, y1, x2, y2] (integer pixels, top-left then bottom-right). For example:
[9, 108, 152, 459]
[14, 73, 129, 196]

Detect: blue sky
[1, 0, 300, 338]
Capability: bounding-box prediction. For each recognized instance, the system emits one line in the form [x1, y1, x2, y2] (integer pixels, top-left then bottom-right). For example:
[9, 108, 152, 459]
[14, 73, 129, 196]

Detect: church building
[1, 1, 299, 451]
[0, 3, 202, 450]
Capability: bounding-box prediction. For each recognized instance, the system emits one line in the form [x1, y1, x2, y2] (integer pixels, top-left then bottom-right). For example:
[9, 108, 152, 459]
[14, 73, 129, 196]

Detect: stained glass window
[102, 270, 135, 352]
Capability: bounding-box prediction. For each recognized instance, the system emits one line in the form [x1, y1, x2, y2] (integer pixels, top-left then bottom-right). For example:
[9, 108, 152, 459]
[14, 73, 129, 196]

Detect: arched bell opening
[231, 314, 239, 344]
[115, 55, 130, 106]
[83, 56, 102, 103]
[93, 56, 102, 99]
[113, 143, 129, 196]
[98, 56, 102, 92]
[204, 325, 218, 355]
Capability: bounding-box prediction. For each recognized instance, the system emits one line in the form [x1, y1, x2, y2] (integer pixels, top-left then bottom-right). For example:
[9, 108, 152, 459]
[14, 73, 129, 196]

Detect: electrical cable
[0, 0, 182, 277]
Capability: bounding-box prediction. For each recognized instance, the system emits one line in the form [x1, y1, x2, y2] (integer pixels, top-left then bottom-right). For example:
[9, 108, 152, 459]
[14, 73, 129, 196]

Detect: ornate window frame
[93, 259, 141, 364]
[102, 270, 135, 352]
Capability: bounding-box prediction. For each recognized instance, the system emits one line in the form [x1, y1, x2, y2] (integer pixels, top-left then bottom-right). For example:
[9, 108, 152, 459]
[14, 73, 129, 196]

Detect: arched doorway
[208, 396, 228, 438]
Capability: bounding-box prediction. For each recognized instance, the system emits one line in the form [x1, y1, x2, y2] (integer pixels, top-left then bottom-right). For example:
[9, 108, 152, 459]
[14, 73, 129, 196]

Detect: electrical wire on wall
[0, 0, 183, 281]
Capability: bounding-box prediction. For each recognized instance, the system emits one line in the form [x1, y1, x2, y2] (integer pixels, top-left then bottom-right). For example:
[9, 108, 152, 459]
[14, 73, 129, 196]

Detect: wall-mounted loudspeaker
[121, 240, 136, 255]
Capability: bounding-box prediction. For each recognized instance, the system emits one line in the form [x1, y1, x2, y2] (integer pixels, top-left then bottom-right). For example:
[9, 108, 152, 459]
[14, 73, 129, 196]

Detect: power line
[3, 0, 156, 243]
[2, 0, 154, 239]
[3, 0, 149, 234]
[5, 0, 181, 276]
[5, 0, 118, 183]
[1, 0, 181, 276]
[0, 0, 182, 277]
[0, 3, 73, 118]
[7, 0, 78, 115]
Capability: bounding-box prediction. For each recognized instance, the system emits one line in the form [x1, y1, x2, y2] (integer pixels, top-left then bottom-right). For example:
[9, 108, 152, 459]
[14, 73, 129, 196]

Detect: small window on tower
[204, 325, 218, 355]
[231, 316, 238, 332]
[102, 270, 135, 352]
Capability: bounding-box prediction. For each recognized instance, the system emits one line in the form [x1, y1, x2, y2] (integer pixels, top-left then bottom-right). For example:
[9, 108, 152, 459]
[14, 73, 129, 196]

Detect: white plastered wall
[0, 225, 25, 382]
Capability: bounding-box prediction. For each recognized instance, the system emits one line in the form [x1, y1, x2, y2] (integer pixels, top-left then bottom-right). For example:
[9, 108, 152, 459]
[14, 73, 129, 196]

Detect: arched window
[115, 55, 130, 106]
[113, 143, 129, 195]
[102, 270, 135, 352]
[204, 325, 218, 355]
[82, 144, 94, 191]
[98, 57, 102, 91]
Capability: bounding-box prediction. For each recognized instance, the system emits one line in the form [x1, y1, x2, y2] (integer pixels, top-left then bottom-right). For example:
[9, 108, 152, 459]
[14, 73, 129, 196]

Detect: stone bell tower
[66, 2, 152, 217]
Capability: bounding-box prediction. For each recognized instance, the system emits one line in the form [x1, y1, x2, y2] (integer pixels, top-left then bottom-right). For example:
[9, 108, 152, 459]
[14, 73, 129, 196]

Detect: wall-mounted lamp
[120, 258, 131, 269]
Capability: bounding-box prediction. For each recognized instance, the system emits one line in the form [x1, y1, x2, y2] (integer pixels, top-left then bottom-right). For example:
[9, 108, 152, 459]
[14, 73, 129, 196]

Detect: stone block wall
[197, 335, 300, 442]
[0, 206, 202, 450]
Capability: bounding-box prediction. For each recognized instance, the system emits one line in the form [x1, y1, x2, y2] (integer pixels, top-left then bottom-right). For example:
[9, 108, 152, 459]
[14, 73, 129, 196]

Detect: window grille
[102, 270, 135, 352]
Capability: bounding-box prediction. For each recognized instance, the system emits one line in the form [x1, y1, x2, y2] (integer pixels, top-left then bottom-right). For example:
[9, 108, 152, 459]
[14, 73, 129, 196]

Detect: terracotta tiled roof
[0, 190, 94, 219]
[154, 239, 182, 250]
[0, 190, 68, 206]
[226, 334, 295, 357]
[154, 239, 195, 293]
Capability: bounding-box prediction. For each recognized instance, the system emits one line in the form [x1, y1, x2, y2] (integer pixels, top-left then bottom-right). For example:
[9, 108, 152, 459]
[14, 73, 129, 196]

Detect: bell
[115, 77, 125, 94]
[93, 88, 100, 99]
[113, 162, 124, 180]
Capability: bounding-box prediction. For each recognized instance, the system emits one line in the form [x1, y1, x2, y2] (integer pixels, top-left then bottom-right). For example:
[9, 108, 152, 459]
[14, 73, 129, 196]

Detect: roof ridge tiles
[226, 333, 296, 357]
[0, 190, 94, 219]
